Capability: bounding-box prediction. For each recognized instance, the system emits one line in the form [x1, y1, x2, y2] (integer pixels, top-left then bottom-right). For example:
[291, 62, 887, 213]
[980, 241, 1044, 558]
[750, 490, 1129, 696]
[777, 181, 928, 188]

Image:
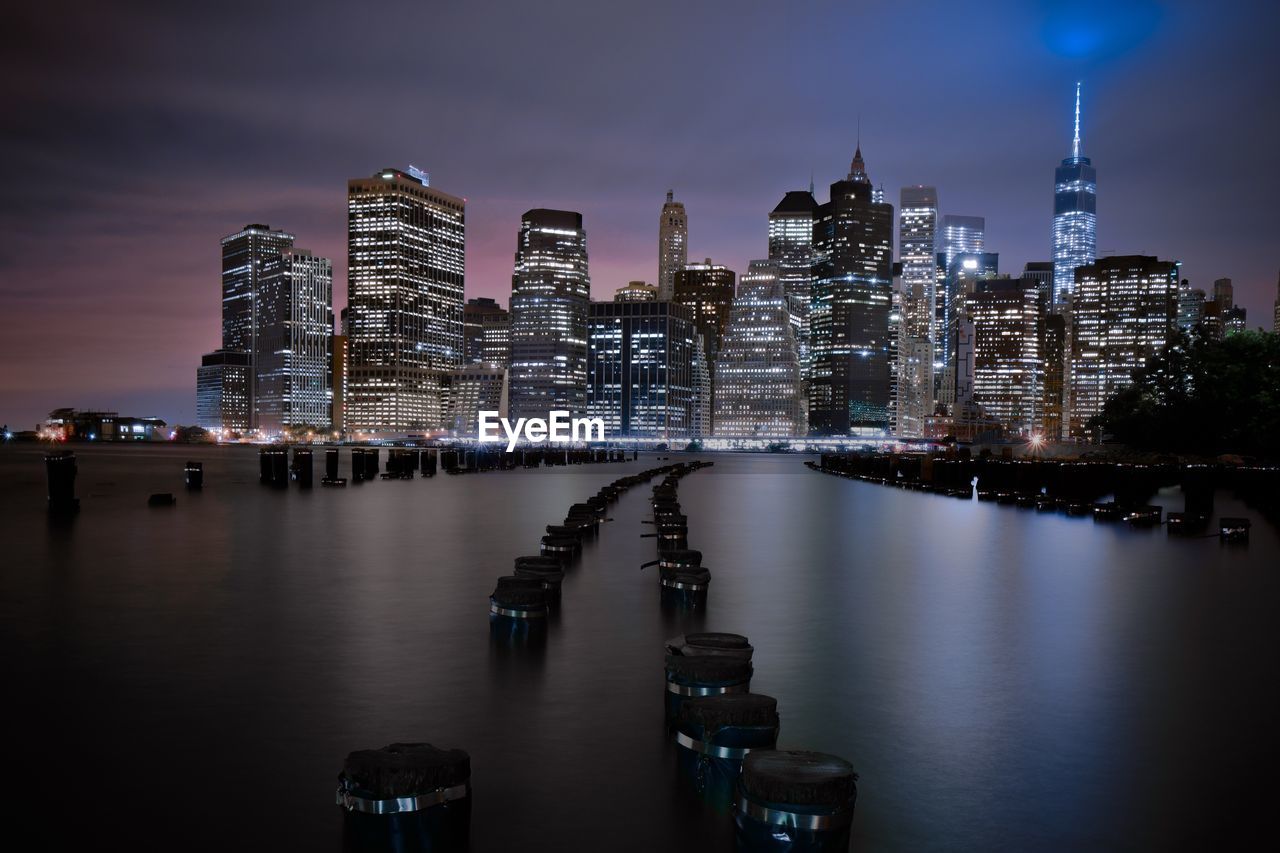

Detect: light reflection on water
[3, 445, 1277, 851]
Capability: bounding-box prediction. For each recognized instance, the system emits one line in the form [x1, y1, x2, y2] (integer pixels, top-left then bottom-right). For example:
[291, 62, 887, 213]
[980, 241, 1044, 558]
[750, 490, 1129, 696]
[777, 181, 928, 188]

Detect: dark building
[508, 209, 591, 420]
[587, 301, 695, 439]
[463, 297, 510, 367]
[197, 348, 252, 432]
[1041, 312, 1066, 440]
[673, 259, 736, 362]
[809, 146, 895, 434]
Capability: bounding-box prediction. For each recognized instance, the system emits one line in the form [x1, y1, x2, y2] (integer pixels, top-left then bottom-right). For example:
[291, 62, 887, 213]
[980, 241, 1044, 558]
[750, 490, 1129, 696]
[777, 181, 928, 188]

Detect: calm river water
[2, 445, 1277, 851]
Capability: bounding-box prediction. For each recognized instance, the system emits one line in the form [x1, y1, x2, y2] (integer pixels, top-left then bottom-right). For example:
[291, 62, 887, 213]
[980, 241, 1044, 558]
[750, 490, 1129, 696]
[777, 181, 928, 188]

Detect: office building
[673, 259, 736, 362]
[769, 189, 819, 377]
[1052, 83, 1098, 307]
[331, 333, 347, 435]
[448, 365, 507, 436]
[1023, 261, 1055, 309]
[657, 191, 687, 301]
[614, 281, 658, 302]
[587, 301, 695, 439]
[346, 167, 465, 435]
[809, 146, 895, 434]
[690, 333, 712, 439]
[508, 209, 591, 420]
[935, 214, 985, 390]
[1068, 256, 1178, 437]
[196, 349, 252, 432]
[1177, 279, 1206, 332]
[896, 186, 938, 437]
[713, 261, 805, 438]
[254, 249, 333, 433]
[938, 252, 1000, 409]
[463, 297, 510, 367]
[966, 277, 1042, 435]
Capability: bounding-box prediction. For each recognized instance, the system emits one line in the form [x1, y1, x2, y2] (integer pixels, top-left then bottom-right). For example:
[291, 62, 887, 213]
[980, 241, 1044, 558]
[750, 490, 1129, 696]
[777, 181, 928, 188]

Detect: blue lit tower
[1052, 82, 1097, 308]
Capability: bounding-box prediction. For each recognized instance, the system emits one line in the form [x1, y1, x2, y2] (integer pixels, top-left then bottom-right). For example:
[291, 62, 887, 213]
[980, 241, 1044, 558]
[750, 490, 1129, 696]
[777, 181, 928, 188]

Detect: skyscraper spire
[1072, 81, 1082, 161]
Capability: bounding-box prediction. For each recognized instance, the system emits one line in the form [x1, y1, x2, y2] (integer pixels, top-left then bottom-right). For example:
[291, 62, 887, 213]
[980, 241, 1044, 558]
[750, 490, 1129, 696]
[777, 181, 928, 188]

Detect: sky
[2, 0, 1278, 429]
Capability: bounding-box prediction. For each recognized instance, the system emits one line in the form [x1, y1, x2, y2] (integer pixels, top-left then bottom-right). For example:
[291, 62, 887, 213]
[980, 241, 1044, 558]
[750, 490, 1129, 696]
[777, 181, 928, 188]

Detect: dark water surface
[3, 445, 1278, 851]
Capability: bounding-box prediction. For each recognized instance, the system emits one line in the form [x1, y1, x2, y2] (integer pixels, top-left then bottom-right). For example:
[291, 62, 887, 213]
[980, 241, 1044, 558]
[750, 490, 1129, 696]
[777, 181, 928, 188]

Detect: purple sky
[3, 1, 1278, 429]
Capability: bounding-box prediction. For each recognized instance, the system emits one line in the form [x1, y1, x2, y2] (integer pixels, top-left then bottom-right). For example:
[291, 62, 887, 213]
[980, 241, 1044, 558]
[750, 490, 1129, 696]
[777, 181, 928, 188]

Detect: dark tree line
[1090, 330, 1280, 458]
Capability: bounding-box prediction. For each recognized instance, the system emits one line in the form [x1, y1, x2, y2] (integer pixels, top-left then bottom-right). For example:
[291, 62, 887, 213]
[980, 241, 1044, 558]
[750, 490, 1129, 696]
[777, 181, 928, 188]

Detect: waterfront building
[196, 349, 251, 432]
[614, 281, 658, 302]
[690, 334, 712, 439]
[673, 259, 736, 360]
[1041, 312, 1066, 440]
[966, 277, 1042, 435]
[220, 223, 295, 428]
[713, 261, 805, 438]
[1052, 83, 1098, 307]
[809, 146, 894, 434]
[508, 209, 591, 420]
[657, 191, 688, 301]
[463, 297, 510, 367]
[768, 189, 819, 378]
[346, 167, 465, 435]
[1068, 256, 1178, 437]
[447, 365, 507, 436]
[896, 186, 938, 437]
[254, 249, 333, 433]
[331, 333, 347, 435]
[43, 409, 167, 442]
[586, 301, 695, 439]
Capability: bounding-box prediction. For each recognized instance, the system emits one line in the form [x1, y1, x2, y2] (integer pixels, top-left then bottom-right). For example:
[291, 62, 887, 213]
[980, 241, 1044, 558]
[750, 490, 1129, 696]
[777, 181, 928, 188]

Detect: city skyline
[3, 1, 1279, 429]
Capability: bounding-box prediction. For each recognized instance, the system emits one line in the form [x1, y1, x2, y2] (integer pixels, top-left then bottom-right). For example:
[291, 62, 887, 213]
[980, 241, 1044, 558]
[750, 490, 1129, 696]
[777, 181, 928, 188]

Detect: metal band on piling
[674, 731, 753, 759]
[660, 577, 707, 591]
[665, 681, 748, 697]
[336, 782, 469, 815]
[489, 602, 547, 619]
[735, 796, 854, 831]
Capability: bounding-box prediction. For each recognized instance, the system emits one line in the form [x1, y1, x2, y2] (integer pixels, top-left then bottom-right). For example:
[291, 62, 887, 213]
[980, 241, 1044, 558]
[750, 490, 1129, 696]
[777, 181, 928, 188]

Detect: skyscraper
[447, 365, 507, 436]
[966, 277, 1042, 436]
[673, 259, 736, 363]
[713, 261, 805, 438]
[1177, 279, 1206, 333]
[1068, 256, 1178, 437]
[768, 189, 819, 377]
[935, 214, 984, 391]
[1052, 83, 1098, 308]
[346, 168, 465, 435]
[255, 248, 334, 433]
[463, 297, 510, 368]
[220, 223, 295, 429]
[657, 191, 687, 301]
[614, 281, 658, 302]
[508, 209, 591, 420]
[896, 186, 938, 437]
[937, 252, 999, 410]
[587, 301, 695, 439]
[196, 349, 251, 432]
[809, 146, 895, 434]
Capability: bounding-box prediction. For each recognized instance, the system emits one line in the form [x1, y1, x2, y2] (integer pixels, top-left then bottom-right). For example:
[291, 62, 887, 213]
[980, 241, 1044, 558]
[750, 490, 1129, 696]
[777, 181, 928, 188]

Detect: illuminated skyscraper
[614, 281, 658, 302]
[255, 248, 334, 433]
[447, 365, 507, 436]
[1177, 279, 1206, 333]
[1068, 256, 1178, 437]
[1052, 83, 1097, 307]
[713, 261, 804, 438]
[220, 223, 295, 428]
[809, 146, 895, 434]
[196, 349, 251, 432]
[768, 189, 818, 377]
[508, 209, 591, 420]
[934, 215, 984, 391]
[966, 277, 1042, 436]
[896, 186, 938, 436]
[657, 191, 687, 301]
[346, 168, 465, 435]
[463, 297, 510, 368]
[673, 259, 736, 363]
[587, 301, 695, 439]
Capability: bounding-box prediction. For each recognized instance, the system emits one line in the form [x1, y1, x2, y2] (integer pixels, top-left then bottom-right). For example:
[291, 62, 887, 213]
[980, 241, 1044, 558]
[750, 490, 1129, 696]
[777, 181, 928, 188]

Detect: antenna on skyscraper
[1072, 81, 1082, 161]
[809, 170, 814, 196]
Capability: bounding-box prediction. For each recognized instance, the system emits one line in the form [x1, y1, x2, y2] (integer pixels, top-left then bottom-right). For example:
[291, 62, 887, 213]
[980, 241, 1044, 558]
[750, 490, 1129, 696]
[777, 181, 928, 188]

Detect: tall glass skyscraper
[768, 190, 818, 378]
[587, 301, 694, 439]
[508, 209, 591, 420]
[896, 186, 938, 436]
[934, 214, 984, 393]
[657, 191, 687, 301]
[255, 249, 334, 433]
[346, 168, 465, 435]
[1052, 83, 1097, 307]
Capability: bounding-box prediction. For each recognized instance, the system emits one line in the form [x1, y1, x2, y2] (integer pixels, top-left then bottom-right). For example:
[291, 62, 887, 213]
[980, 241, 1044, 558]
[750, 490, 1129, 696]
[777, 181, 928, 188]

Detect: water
[3, 445, 1277, 851]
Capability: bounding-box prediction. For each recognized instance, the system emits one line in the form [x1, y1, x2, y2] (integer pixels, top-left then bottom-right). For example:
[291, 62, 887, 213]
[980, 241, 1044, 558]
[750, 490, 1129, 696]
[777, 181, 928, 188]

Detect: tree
[1090, 330, 1280, 457]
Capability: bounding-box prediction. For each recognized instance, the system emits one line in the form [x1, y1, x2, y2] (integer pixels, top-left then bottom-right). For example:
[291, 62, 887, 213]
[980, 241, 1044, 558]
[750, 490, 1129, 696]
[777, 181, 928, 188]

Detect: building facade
[934, 214, 985, 397]
[1052, 83, 1098, 308]
[196, 349, 252, 432]
[896, 186, 938, 437]
[768, 189, 819, 379]
[809, 147, 895, 434]
[967, 277, 1042, 436]
[657, 191, 687, 301]
[508, 209, 591, 420]
[586, 301, 695, 439]
[254, 248, 333, 433]
[463, 297, 510, 367]
[614, 281, 658, 302]
[346, 168, 465, 435]
[447, 365, 507, 437]
[1068, 256, 1178, 437]
[713, 261, 805, 438]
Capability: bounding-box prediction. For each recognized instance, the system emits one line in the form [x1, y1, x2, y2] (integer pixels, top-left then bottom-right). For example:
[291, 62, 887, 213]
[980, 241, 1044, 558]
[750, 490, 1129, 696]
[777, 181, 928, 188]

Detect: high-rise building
[966, 277, 1042, 436]
[1052, 83, 1098, 308]
[1068, 256, 1178, 437]
[809, 146, 895, 434]
[1022, 261, 1055, 309]
[463, 297, 510, 367]
[346, 168, 465, 435]
[1041, 312, 1066, 440]
[690, 333, 712, 439]
[220, 223, 295, 429]
[1212, 278, 1233, 311]
[938, 252, 1000, 410]
[939, 215, 985, 271]
[587, 301, 695, 439]
[896, 186, 938, 437]
[935, 215, 985, 389]
[673, 259, 737, 362]
[447, 365, 507, 436]
[254, 248, 333, 433]
[331, 332, 347, 435]
[769, 189, 819, 378]
[508, 209, 590, 420]
[657, 191, 688, 301]
[1177, 279, 1206, 333]
[614, 281, 658, 302]
[713, 261, 805, 438]
[196, 349, 251, 433]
